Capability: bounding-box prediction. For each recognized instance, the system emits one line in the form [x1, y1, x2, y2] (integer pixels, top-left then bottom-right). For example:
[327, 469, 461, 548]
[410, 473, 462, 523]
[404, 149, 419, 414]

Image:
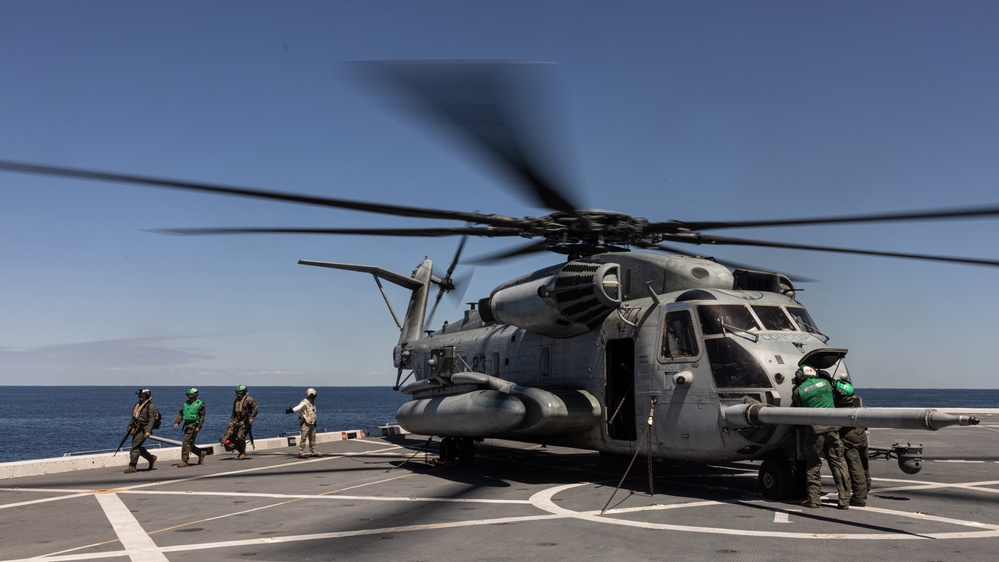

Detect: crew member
[221, 385, 258, 460]
[792, 366, 850, 509]
[124, 388, 159, 474]
[173, 387, 207, 467]
[286, 388, 319, 458]
[829, 375, 871, 507]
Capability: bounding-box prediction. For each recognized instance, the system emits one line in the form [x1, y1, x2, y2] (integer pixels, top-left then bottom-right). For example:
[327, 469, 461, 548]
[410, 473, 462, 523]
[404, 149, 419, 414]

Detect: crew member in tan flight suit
[286, 387, 319, 458]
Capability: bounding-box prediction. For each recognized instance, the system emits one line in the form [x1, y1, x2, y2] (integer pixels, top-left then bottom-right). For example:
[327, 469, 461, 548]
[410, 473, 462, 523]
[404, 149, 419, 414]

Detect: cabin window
[704, 338, 771, 388]
[540, 347, 551, 377]
[752, 306, 795, 331]
[786, 307, 821, 334]
[661, 310, 699, 360]
[491, 353, 500, 375]
[697, 305, 760, 335]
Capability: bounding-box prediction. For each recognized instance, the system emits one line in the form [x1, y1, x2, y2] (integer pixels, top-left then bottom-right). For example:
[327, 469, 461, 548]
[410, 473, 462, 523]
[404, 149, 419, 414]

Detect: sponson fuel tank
[478, 260, 622, 338]
[396, 373, 602, 438]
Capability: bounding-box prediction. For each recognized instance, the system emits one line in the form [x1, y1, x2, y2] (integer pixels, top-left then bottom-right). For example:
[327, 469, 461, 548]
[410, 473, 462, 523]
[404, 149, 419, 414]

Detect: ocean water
[0, 386, 408, 463]
[0, 387, 996, 464]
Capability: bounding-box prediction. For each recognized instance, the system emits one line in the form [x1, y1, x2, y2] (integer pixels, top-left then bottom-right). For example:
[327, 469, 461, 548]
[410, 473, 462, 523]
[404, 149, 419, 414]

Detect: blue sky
[1, 1, 997, 388]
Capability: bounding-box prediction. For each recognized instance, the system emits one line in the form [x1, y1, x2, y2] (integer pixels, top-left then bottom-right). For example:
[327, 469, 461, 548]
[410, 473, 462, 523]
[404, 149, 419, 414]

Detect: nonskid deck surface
[2, 415, 999, 561]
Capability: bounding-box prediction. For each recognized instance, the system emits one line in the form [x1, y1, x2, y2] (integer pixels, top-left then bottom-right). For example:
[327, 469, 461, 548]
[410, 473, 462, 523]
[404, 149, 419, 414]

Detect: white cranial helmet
[306, 388, 317, 397]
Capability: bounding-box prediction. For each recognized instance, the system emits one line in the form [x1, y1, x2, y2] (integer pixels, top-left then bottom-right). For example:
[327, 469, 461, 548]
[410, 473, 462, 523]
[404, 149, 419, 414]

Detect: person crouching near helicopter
[173, 387, 207, 467]
[286, 387, 320, 458]
[124, 388, 159, 474]
[792, 366, 851, 509]
[221, 385, 258, 460]
[822, 372, 871, 507]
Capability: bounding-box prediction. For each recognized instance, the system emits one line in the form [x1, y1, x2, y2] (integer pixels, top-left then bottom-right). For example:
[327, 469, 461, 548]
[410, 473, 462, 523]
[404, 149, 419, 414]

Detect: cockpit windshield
[752, 306, 795, 331]
[786, 307, 821, 334]
[697, 305, 760, 335]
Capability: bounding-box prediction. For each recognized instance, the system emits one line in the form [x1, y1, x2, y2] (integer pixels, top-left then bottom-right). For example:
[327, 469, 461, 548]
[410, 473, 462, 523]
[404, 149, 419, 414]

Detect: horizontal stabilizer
[298, 260, 423, 289]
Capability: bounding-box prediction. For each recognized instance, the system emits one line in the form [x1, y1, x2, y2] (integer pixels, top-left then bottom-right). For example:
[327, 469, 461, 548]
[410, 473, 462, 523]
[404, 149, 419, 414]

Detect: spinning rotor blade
[427, 236, 469, 328]
[0, 160, 528, 229]
[358, 61, 580, 214]
[652, 204, 999, 233]
[467, 240, 551, 264]
[665, 232, 999, 267]
[635, 241, 817, 283]
[151, 226, 523, 238]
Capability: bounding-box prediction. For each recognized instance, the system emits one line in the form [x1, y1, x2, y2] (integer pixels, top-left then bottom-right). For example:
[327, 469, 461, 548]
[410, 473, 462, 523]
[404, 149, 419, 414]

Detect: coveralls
[223, 394, 258, 459]
[127, 399, 159, 471]
[291, 396, 318, 457]
[173, 398, 206, 465]
[793, 376, 850, 507]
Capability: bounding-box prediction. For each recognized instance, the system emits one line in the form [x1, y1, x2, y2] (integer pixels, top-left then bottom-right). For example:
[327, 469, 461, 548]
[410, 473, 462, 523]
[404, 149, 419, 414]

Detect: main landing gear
[758, 455, 806, 500]
[438, 437, 477, 466]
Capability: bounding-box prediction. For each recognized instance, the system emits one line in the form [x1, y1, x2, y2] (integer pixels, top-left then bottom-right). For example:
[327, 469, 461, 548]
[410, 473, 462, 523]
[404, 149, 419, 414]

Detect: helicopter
[0, 61, 992, 500]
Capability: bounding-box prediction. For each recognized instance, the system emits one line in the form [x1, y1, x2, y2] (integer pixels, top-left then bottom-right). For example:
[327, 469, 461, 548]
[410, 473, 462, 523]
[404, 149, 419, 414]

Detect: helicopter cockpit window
[704, 338, 772, 388]
[752, 306, 795, 331]
[697, 305, 760, 335]
[786, 307, 821, 334]
[661, 310, 699, 360]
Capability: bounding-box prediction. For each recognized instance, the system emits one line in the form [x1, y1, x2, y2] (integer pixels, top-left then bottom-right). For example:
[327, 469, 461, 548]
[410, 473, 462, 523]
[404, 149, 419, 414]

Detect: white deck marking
[529, 482, 999, 539]
[8, 437, 999, 561]
[94, 492, 168, 562]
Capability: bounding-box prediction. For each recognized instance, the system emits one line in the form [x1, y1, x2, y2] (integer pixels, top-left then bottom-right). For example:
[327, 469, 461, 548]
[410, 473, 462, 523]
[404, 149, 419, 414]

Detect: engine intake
[479, 261, 622, 337]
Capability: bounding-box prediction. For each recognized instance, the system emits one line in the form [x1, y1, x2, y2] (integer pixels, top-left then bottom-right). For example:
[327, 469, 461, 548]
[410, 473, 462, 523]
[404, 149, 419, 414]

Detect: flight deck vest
[182, 399, 203, 423]
[795, 377, 835, 409]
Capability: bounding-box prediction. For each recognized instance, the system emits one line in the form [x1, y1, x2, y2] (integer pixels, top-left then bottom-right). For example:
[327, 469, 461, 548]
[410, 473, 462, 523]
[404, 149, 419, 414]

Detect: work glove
[285, 408, 294, 414]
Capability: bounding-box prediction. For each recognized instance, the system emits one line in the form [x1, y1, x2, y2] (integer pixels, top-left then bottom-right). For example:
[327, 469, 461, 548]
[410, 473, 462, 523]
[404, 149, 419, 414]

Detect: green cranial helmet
[835, 380, 855, 396]
[235, 385, 247, 394]
[186, 387, 199, 398]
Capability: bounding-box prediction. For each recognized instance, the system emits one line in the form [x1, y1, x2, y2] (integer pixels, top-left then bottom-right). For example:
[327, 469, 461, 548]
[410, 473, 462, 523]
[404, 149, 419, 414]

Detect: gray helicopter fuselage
[401, 253, 832, 463]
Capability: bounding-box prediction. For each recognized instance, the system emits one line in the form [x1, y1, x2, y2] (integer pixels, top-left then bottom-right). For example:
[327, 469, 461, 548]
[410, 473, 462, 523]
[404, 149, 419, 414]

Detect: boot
[198, 450, 207, 465]
[148, 455, 157, 471]
[237, 453, 246, 460]
[124, 466, 137, 474]
[178, 461, 189, 468]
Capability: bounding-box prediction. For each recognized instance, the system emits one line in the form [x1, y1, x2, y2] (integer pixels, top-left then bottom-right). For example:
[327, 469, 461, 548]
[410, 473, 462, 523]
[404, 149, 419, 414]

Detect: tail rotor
[427, 236, 472, 328]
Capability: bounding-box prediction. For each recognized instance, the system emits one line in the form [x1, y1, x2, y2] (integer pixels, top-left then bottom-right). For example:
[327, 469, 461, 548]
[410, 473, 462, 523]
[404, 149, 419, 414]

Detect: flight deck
[2, 412, 998, 561]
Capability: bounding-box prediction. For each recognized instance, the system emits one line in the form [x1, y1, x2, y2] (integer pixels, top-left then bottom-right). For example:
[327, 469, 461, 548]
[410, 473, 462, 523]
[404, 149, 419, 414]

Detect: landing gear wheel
[758, 458, 794, 500]
[457, 437, 476, 465]
[438, 437, 459, 463]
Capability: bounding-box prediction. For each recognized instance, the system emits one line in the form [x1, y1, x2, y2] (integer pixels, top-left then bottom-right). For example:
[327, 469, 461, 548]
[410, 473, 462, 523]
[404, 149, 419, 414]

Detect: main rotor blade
[635, 241, 817, 282]
[0, 160, 528, 229]
[652, 204, 999, 232]
[150, 226, 524, 237]
[358, 61, 581, 213]
[466, 240, 550, 264]
[665, 232, 999, 267]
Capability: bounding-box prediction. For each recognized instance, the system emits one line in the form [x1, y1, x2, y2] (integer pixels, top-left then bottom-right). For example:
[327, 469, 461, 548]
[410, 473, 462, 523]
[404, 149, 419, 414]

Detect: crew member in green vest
[826, 373, 871, 507]
[173, 387, 207, 467]
[792, 365, 850, 509]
